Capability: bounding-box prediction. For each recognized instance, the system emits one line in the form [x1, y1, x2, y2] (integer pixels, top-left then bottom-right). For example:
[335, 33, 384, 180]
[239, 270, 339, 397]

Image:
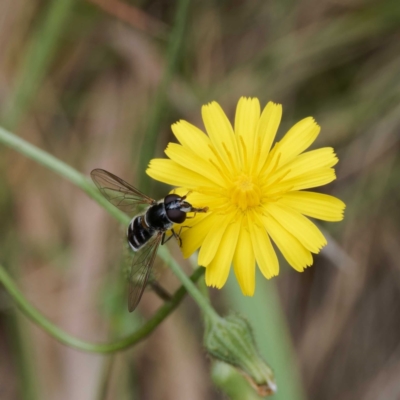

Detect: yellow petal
[198, 214, 233, 266]
[146, 159, 217, 188]
[233, 217, 256, 296]
[171, 120, 215, 161]
[165, 143, 226, 187]
[205, 218, 241, 289]
[265, 167, 336, 195]
[270, 117, 320, 169]
[261, 211, 313, 272]
[248, 214, 279, 279]
[279, 191, 345, 221]
[290, 168, 336, 191]
[170, 187, 188, 197]
[265, 203, 327, 253]
[202, 102, 239, 169]
[187, 192, 229, 211]
[265, 147, 338, 184]
[180, 213, 215, 258]
[255, 102, 282, 173]
[234, 97, 260, 166]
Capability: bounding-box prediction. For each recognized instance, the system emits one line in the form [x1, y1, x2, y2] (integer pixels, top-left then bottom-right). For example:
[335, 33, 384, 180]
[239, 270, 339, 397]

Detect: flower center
[230, 174, 261, 211]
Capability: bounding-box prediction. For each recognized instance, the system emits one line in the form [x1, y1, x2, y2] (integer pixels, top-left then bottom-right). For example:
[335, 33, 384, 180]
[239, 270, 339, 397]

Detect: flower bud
[204, 314, 276, 396]
[212, 361, 267, 399]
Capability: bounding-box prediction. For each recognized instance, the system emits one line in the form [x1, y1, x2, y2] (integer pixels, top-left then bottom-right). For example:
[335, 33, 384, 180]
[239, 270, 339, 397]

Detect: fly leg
[161, 231, 173, 245]
[172, 228, 183, 247]
[161, 229, 182, 246]
[148, 280, 172, 301]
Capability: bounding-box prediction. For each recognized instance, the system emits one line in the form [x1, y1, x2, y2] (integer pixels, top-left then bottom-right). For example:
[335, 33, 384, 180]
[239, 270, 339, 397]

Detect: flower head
[204, 314, 276, 396]
[147, 97, 345, 295]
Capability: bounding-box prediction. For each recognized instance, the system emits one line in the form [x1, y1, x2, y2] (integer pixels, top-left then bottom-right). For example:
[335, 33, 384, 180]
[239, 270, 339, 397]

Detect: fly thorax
[145, 203, 173, 230]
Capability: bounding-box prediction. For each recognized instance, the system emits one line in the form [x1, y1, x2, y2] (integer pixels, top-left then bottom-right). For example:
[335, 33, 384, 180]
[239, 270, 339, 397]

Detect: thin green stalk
[0, 264, 204, 353]
[226, 271, 306, 400]
[95, 356, 114, 400]
[6, 313, 40, 400]
[0, 126, 129, 226]
[138, 0, 191, 190]
[158, 247, 218, 320]
[2, 0, 77, 128]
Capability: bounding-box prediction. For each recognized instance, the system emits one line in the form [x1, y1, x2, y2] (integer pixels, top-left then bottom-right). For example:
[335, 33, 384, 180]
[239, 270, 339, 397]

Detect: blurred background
[1, 0, 400, 399]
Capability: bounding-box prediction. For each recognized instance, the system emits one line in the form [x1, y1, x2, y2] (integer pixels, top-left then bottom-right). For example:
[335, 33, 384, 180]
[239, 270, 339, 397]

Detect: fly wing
[127, 232, 163, 312]
[91, 169, 155, 213]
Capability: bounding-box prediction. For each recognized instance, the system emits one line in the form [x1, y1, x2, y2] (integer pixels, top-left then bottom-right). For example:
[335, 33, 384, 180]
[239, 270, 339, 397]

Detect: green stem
[0, 264, 204, 353]
[95, 355, 115, 400]
[158, 247, 219, 320]
[226, 273, 306, 400]
[0, 125, 129, 226]
[138, 0, 191, 190]
[7, 313, 40, 400]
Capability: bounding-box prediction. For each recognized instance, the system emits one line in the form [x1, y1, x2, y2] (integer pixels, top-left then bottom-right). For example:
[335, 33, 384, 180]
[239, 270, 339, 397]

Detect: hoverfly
[91, 169, 208, 312]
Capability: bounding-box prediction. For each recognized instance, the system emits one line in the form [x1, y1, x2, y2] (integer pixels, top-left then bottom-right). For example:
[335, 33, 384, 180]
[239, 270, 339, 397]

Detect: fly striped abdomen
[127, 216, 154, 251]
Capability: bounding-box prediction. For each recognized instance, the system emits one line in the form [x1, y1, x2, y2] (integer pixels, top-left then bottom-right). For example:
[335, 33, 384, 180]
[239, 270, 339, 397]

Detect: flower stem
[0, 125, 129, 226]
[158, 248, 219, 321]
[0, 263, 204, 353]
[226, 274, 306, 400]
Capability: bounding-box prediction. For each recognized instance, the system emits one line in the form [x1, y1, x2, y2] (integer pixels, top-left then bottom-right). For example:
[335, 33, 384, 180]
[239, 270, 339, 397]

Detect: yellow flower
[147, 97, 345, 296]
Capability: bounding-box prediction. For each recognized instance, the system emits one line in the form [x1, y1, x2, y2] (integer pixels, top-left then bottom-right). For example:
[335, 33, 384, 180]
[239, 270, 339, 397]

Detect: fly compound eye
[166, 208, 186, 224]
[164, 194, 181, 205]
